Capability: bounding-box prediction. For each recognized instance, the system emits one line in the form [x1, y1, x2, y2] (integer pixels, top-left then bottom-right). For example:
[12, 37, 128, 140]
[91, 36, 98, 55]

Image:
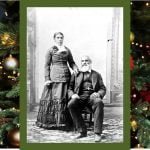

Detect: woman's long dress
[36, 46, 77, 128]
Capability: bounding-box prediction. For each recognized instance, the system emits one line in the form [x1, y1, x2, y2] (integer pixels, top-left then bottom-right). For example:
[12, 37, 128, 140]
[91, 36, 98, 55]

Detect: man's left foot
[94, 134, 102, 142]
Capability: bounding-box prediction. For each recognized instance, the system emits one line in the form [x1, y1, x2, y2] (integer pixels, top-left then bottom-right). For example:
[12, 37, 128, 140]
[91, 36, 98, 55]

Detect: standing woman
[36, 32, 78, 129]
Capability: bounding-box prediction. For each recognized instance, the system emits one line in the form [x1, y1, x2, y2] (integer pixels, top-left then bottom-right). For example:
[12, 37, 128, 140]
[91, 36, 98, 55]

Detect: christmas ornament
[130, 32, 135, 42]
[7, 128, 20, 147]
[131, 120, 138, 131]
[134, 144, 144, 149]
[130, 56, 134, 70]
[3, 55, 18, 70]
[140, 91, 150, 102]
[0, 33, 16, 47]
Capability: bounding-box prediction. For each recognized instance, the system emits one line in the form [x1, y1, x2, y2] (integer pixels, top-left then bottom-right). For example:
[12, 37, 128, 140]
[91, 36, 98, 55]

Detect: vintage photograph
[27, 7, 123, 143]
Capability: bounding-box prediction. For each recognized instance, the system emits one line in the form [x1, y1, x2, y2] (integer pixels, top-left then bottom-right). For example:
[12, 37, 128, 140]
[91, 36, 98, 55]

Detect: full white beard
[80, 64, 91, 72]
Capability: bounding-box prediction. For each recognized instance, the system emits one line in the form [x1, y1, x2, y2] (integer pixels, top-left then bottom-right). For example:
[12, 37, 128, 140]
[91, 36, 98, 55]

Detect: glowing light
[146, 2, 149, 6]
[131, 42, 135, 45]
[133, 94, 136, 98]
[13, 70, 16, 74]
[5, 11, 8, 16]
[0, 141, 3, 145]
[135, 43, 139, 46]
[139, 44, 143, 48]
[141, 56, 144, 59]
[146, 45, 150, 48]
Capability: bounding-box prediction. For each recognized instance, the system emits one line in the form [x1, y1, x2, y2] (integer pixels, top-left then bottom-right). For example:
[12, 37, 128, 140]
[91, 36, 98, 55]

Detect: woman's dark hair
[53, 32, 64, 39]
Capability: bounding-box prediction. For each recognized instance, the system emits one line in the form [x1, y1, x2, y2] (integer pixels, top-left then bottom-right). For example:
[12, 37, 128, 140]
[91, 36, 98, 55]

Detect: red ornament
[130, 56, 134, 70]
[140, 91, 150, 102]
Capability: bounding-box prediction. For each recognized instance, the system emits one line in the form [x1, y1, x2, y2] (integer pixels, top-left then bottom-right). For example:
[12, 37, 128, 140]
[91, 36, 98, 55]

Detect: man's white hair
[81, 55, 92, 64]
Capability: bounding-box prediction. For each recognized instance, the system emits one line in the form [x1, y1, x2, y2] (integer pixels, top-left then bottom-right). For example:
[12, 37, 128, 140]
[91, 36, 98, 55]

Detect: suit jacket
[68, 70, 106, 100]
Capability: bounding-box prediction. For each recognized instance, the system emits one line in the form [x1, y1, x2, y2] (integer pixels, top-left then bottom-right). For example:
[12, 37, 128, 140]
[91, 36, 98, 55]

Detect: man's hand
[71, 94, 80, 99]
[44, 80, 53, 86]
[90, 92, 100, 99]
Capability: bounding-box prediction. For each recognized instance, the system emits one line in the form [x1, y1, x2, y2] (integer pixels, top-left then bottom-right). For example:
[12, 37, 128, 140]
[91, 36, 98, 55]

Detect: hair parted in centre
[53, 32, 64, 39]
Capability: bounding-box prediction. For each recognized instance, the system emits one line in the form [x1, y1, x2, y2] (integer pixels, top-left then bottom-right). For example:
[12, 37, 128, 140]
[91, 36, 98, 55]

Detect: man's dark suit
[68, 70, 106, 135]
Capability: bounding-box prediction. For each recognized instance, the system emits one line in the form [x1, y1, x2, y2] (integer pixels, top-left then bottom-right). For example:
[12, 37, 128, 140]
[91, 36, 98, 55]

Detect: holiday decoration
[3, 55, 18, 70]
[7, 127, 20, 147]
[130, 32, 135, 42]
[131, 120, 138, 131]
[0, 1, 19, 148]
[134, 144, 144, 149]
[130, 1, 150, 148]
[130, 55, 134, 70]
[0, 33, 16, 47]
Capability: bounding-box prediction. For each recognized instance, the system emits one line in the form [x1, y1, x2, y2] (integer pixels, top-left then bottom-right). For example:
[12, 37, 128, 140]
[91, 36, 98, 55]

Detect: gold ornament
[135, 144, 144, 149]
[3, 55, 18, 70]
[131, 120, 138, 131]
[130, 32, 135, 42]
[7, 128, 20, 147]
[0, 33, 16, 47]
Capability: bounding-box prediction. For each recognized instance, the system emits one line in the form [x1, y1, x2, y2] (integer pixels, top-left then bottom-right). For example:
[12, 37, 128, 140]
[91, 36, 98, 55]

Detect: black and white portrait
[27, 7, 123, 143]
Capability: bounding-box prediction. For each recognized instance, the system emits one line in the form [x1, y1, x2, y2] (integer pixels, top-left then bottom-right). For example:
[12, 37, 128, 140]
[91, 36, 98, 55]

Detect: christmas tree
[130, 1, 150, 148]
[0, 1, 20, 148]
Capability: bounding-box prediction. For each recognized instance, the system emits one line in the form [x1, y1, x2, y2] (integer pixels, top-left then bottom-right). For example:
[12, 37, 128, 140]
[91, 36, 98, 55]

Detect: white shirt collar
[55, 44, 66, 52]
[80, 69, 91, 73]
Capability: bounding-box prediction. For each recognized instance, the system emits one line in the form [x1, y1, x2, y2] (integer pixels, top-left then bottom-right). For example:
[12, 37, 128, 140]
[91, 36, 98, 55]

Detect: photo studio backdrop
[27, 7, 123, 111]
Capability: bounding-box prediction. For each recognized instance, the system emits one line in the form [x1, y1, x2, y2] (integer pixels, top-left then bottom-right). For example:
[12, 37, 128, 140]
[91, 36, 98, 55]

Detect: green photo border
[20, 0, 130, 150]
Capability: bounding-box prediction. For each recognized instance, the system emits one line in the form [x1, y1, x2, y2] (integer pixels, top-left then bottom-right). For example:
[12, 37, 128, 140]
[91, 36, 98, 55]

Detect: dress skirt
[36, 82, 68, 128]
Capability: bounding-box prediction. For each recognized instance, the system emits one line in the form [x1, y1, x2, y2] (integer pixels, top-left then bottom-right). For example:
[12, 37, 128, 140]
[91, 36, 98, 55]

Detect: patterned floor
[27, 118, 123, 143]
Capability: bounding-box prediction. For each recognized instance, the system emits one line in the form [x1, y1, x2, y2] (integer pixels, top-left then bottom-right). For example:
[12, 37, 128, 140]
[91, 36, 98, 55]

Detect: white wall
[34, 7, 114, 101]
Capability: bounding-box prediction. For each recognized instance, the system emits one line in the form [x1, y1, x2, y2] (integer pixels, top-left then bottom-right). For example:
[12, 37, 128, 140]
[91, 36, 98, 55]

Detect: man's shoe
[76, 132, 87, 139]
[94, 134, 102, 142]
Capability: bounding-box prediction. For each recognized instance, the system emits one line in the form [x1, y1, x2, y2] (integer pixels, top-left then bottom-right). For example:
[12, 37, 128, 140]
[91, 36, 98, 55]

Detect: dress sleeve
[67, 48, 78, 71]
[44, 48, 52, 81]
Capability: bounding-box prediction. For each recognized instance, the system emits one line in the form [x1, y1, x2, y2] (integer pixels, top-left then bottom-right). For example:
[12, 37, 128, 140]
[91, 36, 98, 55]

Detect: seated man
[68, 56, 106, 142]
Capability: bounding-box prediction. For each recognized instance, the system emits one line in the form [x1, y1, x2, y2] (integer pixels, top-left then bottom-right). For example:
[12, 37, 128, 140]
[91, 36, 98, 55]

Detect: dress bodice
[44, 45, 77, 82]
[50, 49, 71, 82]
